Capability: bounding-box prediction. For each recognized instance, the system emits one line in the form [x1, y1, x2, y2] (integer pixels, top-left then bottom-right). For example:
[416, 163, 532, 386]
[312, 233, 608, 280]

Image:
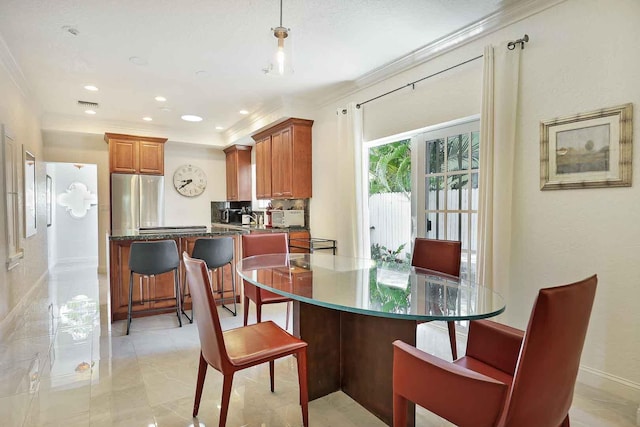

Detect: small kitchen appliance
[271, 210, 304, 228]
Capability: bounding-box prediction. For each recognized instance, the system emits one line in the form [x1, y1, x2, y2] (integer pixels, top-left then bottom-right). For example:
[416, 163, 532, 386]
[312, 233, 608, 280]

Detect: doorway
[46, 163, 99, 269]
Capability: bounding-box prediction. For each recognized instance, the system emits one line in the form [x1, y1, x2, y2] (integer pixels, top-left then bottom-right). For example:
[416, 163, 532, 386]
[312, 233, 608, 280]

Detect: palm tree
[369, 140, 411, 199]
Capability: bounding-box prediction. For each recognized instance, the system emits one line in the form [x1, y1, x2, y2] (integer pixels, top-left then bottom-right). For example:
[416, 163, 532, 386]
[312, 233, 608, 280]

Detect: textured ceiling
[0, 0, 525, 146]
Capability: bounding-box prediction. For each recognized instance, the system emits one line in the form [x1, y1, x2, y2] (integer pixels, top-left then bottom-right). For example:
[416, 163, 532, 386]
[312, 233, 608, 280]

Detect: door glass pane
[425, 212, 444, 239]
[471, 131, 479, 170]
[446, 212, 465, 242]
[426, 139, 444, 174]
[470, 172, 479, 210]
[425, 176, 443, 210]
[447, 173, 470, 210]
[447, 133, 468, 172]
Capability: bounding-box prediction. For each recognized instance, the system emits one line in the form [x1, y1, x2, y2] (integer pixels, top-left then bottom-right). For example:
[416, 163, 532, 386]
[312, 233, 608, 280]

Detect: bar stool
[127, 239, 182, 335]
[183, 237, 237, 322]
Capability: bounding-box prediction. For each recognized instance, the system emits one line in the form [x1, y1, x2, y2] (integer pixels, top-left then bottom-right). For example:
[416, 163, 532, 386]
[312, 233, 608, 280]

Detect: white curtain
[337, 102, 370, 259]
[477, 44, 521, 300]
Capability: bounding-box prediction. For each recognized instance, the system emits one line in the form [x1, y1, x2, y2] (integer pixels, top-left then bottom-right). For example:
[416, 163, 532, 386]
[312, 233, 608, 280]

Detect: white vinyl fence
[369, 193, 412, 259]
[369, 190, 479, 264]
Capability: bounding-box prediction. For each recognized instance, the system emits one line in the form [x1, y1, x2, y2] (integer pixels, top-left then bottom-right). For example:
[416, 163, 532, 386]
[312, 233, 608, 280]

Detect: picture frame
[46, 175, 52, 227]
[24, 150, 37, 237]
[540, 103, 633, 190]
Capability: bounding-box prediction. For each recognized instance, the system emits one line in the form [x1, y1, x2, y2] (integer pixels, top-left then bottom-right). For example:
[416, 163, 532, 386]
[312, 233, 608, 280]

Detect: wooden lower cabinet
[288, 230, 311, 253]
[109, 239, 180, 322]
[180, 235, 241, 309]
[109, 235, 241, 322]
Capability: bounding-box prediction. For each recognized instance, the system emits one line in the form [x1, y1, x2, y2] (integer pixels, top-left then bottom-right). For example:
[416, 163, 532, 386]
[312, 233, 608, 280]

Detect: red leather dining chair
[241, 232, 292, 329]
[392, 274, 597, 427]
[183, 252, 309, 427]
[410, 237, 462, 359]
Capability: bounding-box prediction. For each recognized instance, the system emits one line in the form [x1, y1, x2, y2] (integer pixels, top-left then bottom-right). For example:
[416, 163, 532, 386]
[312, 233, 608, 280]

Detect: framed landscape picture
[540, 103, 633, 190]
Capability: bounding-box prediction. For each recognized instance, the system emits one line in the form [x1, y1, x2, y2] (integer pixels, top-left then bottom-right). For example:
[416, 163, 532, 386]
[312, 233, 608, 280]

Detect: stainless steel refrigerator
[111, 174, 164, 231]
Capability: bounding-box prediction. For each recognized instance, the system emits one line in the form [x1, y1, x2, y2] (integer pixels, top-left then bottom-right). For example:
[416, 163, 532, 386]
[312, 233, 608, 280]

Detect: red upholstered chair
[392, 275, 597, 427]
[241, 232, 292, 329]
[410, 237, 462, 359]
[183, 252, 309, 427]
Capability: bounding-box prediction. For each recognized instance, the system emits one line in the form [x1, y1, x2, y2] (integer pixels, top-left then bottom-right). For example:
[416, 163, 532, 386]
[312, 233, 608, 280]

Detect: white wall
[308, 0, 640, 403]
[43, 131, 110, 272]
[163, 141, 227, 226]
[0, 50, 48, 329]
[46, 163, 98, 267]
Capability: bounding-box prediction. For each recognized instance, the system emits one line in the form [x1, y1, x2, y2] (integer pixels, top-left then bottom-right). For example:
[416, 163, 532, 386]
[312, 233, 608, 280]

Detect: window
[413, 119, 479, 281]
[2, 124, 23, 269]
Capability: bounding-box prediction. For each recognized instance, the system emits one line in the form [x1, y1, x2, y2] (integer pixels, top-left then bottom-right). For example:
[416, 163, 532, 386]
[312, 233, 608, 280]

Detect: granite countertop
[109, 226, 242, 241]
[109, 224, 310, 241]
[210, 223, 309, 233]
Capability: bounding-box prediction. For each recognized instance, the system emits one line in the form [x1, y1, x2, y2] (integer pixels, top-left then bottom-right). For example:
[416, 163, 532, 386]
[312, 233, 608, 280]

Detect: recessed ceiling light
[154, 96, 167, 102]
[85, 110, 97, 115]
[159, 106, 172, 112]
[129, 56, 148, 66]
[239, 110, 249, 115]
[84, 85, 98, 91]
[215, 126, 224, 130]
[142, 117, 153, 121]
[181, 114, 203, 122]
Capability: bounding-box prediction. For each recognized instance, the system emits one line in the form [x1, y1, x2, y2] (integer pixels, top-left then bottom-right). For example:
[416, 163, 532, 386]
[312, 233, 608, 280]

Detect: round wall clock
[173, 164, 207, 197]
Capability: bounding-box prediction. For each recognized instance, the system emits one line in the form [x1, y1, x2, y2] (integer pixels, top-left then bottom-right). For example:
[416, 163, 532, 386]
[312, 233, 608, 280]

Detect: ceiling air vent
[77, 100, 99, 108]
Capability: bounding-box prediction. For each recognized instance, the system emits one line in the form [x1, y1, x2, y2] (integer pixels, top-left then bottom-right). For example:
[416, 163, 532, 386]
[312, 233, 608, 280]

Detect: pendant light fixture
[264, 0, 292, 76]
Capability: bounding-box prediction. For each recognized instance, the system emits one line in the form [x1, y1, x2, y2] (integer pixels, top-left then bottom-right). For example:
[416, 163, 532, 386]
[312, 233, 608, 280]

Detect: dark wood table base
[293, 301, 416, 426]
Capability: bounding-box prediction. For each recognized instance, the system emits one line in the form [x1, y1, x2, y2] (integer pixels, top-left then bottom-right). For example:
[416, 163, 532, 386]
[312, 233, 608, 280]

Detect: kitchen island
[108, 225, 312, 322]
[108, 226, 243, 322]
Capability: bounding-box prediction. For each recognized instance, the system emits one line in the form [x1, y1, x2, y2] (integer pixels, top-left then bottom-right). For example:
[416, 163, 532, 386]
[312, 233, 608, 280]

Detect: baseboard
[0, 269, 49, 341]
[55, 256, 98, 266]
[578, 365, 640, 404]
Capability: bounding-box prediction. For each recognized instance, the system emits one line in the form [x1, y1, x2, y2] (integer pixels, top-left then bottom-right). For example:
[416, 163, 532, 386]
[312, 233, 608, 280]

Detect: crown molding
[0, 34, 32, 99]
[314, 0, 567, 107]
[0, 33, 41, 115]
[222, 96, 316, 147]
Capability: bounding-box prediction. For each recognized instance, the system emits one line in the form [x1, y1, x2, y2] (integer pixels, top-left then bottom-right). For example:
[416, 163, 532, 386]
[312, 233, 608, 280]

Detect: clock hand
[178, 179, 193, 189]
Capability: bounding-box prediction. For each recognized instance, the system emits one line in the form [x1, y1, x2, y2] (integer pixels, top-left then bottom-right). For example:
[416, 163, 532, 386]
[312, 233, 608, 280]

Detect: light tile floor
[0, 264, 637, 426]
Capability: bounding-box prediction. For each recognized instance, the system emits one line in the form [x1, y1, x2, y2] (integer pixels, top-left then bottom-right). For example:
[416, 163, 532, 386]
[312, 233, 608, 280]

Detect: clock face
[173, 164, 207, 197]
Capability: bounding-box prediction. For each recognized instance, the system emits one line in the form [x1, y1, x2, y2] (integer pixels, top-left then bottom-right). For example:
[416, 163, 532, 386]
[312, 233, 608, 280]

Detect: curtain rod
[355, 34, 529, 109]
[355, 55, 483, 109]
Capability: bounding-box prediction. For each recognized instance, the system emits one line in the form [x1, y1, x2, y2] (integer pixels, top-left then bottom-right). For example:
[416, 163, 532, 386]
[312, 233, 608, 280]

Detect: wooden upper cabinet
[105, 133, 167, 175]
[138, 140, 164, 174]
[255, 136, 272, 199]
[223, 145, 252, 201]
[109, 138, 137, 173]
[251, 118, 313, 199]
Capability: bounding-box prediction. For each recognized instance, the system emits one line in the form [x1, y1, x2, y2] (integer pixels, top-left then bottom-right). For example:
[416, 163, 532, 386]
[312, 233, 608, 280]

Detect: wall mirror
[24, 150, 36, 237]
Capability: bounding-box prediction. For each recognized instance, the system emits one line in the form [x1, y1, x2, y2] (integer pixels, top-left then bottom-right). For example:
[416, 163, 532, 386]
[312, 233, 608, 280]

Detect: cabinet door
[289, 230, 311, 253]
[236, 147, 252, 201]
[182, 236, 239, 306]
[271, 127, 292, 198]
[110, 241, 152, 321]
[225, 149, 238, 200]
[138, 141, 164, 175]
[110, 139, 138, 173]
[255, 137, 272, 199]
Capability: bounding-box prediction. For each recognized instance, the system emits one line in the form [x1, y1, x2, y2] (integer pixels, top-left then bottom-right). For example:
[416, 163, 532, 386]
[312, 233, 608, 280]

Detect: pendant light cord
[279, 0, 283, 27]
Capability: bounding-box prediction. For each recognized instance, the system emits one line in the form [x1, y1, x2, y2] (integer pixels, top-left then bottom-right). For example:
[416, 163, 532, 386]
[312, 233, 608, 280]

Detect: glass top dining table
[237, 252, 505, 323]
[237, 252, 506, 426]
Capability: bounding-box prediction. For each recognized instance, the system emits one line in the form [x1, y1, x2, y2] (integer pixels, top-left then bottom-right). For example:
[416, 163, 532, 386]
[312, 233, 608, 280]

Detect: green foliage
[369, 140, 411, 198]
[369, 243, 411, 313]
[370, 242, 409, 265]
